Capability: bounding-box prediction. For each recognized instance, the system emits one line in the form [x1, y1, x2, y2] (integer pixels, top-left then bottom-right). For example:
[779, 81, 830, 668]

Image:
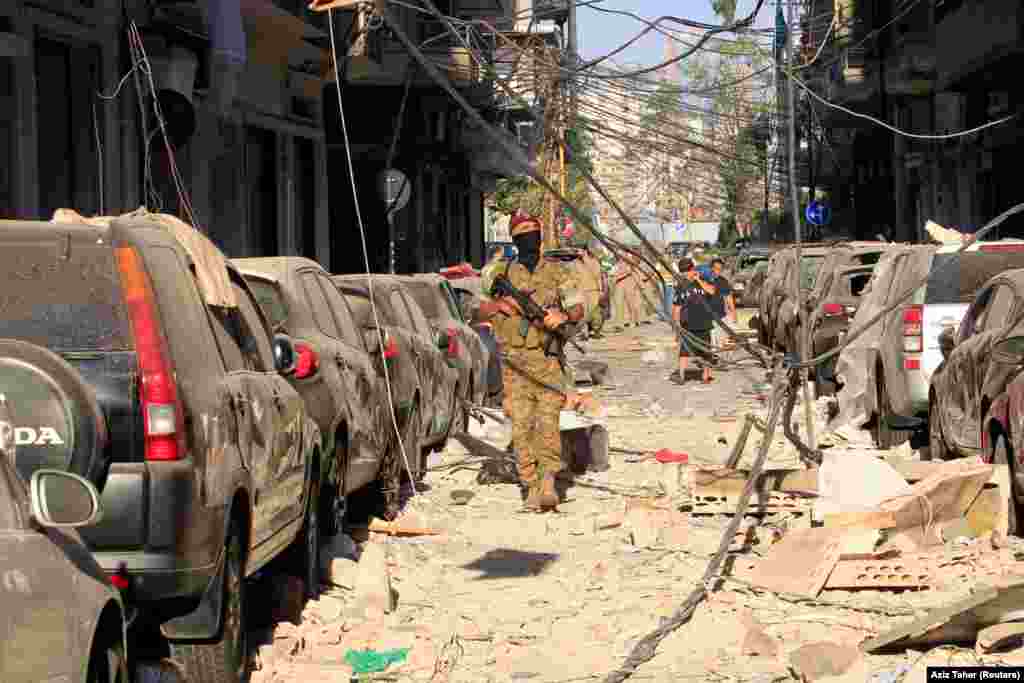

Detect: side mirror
[272, 334, 296, 374]
[992, 336, 1024, 365]
[436, 329, 450, 350]
[30, 469, 102, 527]
[938, 327, 956, 359]
[748, 315, 761, 331]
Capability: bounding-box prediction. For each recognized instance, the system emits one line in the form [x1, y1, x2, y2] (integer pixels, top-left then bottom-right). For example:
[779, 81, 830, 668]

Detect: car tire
[992, 434, 1020, 537]
[873, 371, 907, 450]
[171, 525, 248, 683]
[298, 473, 320, 601]
[86, 624, 128, 683]
[927, 398, 952, 461]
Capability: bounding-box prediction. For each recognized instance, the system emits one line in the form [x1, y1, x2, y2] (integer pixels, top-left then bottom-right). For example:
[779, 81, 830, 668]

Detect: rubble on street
[249, 323, 1024, 683]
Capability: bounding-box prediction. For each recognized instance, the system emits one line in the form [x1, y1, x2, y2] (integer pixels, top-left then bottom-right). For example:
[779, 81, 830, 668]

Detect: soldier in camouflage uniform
[479, 213, 585, 512]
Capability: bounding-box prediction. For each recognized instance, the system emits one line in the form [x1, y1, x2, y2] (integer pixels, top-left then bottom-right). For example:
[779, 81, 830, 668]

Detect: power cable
[326, 9, 420, 499]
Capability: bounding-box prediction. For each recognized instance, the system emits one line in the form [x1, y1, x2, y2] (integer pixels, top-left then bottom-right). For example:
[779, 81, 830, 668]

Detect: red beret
[510, 213, 541, 235]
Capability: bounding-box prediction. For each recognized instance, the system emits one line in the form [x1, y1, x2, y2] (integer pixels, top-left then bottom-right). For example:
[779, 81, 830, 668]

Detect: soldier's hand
[543, 310, 568, 329]
[497, 297, 521, 316]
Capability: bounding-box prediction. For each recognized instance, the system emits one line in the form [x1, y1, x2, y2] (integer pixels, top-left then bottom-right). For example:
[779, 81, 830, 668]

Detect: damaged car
[332, 276, 460, 482]
[930, 268, 1024, 461]
[807, 264, 875, 396]
[445, 275, 504, 407]
[235, 257, 394, 527]
[402, 273, 490, 415]
[778, 241, 889, 354]
[0, 348, 129, 683]
[755, 243, 832, 350]
[0, 213, 322, 683]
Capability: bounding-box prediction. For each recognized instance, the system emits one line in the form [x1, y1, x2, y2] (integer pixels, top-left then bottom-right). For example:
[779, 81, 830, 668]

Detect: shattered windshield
[0, 243, 131, 351]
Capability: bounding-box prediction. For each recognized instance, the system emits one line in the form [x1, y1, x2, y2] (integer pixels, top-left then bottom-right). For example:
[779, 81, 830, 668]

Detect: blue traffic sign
[805, 201, 831, 226]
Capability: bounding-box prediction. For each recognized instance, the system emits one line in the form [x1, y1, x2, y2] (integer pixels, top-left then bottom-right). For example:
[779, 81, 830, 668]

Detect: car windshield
[925, 252, 1024, 304]
[0, 242, 131, 351]
[799, 256, 826, 289]
[245, 277, 288, 330]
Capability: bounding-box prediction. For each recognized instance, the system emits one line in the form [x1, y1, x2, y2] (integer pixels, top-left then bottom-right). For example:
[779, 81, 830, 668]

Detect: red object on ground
[654, 449, 689, 464]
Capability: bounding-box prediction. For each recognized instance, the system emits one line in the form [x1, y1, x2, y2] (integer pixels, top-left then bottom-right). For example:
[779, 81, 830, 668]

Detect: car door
[441, 280, 486, 401]
[236, 282, 306, 540]
[964, 283, 1019, 448]
[947, 285, 1000, 450]
[390, 289, 441, 436]
[315, 273, 384, 476]
[405, 289, 459, 437]
[0, 456, 78, 681]
[297, 269, 365, 458]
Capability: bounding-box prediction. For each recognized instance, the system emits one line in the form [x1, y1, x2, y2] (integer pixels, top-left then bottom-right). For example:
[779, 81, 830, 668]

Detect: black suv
[0, 216, 321, 683]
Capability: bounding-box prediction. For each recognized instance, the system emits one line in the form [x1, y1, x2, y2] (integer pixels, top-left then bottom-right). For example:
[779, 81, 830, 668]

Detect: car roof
[935, 239, 1024, 254]
[232, 256, 324, 282]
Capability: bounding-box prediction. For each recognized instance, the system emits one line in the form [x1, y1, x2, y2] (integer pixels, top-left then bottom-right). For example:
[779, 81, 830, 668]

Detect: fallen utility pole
[785, 0, 817, 452]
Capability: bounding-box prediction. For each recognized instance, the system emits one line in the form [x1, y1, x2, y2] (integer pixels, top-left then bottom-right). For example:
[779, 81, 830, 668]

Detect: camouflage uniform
[482, 256, 584, 495]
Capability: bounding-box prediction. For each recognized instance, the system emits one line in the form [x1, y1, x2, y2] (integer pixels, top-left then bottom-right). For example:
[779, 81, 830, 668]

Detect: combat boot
[540, 472, 559, 511]
[522, 483, 542, 512]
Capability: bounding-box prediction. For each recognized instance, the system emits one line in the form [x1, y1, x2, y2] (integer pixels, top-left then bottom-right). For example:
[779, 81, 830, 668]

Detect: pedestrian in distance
[706, 257, 737, 364]
[670, 257, 717, 385]
[477, 212, 586, 513]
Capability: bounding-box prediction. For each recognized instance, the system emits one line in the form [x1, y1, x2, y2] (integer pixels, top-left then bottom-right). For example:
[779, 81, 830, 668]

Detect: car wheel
[171, 525, 248, 683]
[299, 473, 320, 600]
[926, 398, 952, 461]
[873, 371, 907, 450]
[992, 434, 1020, 537]
[86, 625, 128, 683]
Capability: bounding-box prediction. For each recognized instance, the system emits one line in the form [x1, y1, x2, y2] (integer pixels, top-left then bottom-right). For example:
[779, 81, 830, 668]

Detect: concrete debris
[748, 527, 846, 598]
[640, 349, 667, 364]
[740, 613, 780, 657]
[351, 541, 398, 617]
[789, 642, 862, 681]
[367, 512, 440, 537]
[815, 451, 911, 521]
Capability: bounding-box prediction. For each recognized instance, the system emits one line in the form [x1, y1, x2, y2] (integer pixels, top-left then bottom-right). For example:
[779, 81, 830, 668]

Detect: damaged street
[249, 318, 1024, 683]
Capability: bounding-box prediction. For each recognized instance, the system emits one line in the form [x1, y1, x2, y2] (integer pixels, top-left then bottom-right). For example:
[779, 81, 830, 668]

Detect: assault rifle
[491, 274, 585, 357]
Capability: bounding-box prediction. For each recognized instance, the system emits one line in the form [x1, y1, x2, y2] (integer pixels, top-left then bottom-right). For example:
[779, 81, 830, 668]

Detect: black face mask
[513, 231, 542, 271]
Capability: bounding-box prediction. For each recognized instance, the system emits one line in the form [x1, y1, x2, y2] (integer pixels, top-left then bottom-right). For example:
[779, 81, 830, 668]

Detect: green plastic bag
[344, 647, 410, 675]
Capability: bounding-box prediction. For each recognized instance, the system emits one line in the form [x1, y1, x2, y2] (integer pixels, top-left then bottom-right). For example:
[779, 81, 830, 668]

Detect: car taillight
[903, 304, 923, 352]
[979, 244, 1024, 252]
[383, 334, 399, 360]
[447, 328, 459, 357]
[822, 303, 845, 317]
[904, 358, 921, 370]
[293, 343, 319, 379]
[116, 246, 185, 462]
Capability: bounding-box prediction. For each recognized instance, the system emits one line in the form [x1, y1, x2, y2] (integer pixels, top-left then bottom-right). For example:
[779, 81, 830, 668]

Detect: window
[209, 284, 270, 373]
[0, 242, 131, 351]
[979, 285, 1016, 333]
[440, 282, 465, 322]
[246, 278, 289, 332]
[388, 291, 413, 329]
[342, 290, 373, 328]
[401, 292, 432, 335]
[300, 272, 340, 337]
[319, 276, 363, 349]
[294, 137, 317, 260]
[35, 37, 102, 218]
[246, 126, 278, 256]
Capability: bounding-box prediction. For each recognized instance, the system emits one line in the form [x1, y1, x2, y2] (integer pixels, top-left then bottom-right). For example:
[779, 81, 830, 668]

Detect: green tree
[711, 0, 737, 24]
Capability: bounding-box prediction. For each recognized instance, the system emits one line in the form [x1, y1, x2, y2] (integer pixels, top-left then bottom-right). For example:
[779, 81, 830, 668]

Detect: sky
[576, 0, 776, 71]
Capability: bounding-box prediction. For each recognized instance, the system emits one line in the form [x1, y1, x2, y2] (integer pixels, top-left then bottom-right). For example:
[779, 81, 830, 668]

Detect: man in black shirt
[707, 258, 736, 363]
[671, 258, 717, 384]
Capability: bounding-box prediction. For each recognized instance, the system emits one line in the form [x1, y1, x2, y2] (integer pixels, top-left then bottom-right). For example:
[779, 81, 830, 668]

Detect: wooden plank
[693, 467, 819, 497]
[825, 558, 930, 590]
[748, 527, 845, 599]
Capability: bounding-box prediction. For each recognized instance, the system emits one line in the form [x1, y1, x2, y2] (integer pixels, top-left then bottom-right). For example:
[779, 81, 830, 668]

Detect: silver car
[0, 452, 129, 681]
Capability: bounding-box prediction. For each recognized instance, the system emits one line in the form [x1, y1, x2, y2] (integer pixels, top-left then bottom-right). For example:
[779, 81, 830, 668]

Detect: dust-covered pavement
[250, 318, 1024, 683]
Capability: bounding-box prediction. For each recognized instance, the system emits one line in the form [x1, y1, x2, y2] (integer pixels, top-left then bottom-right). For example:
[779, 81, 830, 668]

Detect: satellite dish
[377, 168, 411, 214]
